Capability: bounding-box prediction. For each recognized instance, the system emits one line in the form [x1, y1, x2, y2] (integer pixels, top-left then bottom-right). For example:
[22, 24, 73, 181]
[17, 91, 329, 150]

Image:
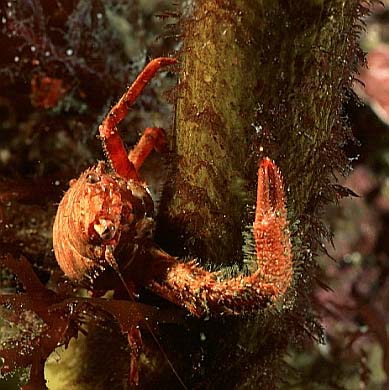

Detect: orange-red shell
[53, 162, 154, 283]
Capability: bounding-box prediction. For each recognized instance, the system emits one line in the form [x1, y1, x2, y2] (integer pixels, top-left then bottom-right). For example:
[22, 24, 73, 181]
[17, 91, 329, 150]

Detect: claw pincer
[253, 157, 293, 293]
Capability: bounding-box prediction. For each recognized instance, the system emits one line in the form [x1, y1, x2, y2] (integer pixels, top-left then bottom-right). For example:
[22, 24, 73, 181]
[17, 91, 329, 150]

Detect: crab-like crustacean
[52, 57, 293, 385]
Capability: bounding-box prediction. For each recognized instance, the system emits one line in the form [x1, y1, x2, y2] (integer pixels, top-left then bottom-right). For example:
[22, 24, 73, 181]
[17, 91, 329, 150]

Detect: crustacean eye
[93, 218, 117, 240]
[86, 172, 101, 184]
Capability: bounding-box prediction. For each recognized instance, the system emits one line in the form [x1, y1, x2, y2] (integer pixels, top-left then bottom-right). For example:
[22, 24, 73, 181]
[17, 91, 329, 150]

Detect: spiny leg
[148, 157, 293, 317]
[98, 57, 176, 181]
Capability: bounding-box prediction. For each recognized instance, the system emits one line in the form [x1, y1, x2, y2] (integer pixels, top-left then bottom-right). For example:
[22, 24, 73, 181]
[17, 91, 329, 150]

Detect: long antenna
[105, 247, 188, 390]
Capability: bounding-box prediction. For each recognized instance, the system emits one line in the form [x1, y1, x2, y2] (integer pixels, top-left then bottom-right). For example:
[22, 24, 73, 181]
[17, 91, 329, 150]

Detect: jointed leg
[129, 127, 167, 172]
[98, 57, 176, 181]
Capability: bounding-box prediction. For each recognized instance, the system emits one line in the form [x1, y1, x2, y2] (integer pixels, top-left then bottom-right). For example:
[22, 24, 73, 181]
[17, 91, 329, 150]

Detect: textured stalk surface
[156, 1, 366, 389]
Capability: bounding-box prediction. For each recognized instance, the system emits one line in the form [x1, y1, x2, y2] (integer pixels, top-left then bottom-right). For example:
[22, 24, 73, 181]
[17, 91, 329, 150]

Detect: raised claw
[149, 157, 293, 317]
[253, 157, 292, 287]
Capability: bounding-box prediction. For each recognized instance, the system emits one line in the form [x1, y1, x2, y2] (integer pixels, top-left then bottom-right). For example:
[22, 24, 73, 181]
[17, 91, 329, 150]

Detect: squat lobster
[52, 57, 293, 385]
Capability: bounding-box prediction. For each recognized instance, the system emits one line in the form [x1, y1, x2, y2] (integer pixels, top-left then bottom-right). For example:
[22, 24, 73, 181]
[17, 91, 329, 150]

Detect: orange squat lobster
[53, 57, 293, 385]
